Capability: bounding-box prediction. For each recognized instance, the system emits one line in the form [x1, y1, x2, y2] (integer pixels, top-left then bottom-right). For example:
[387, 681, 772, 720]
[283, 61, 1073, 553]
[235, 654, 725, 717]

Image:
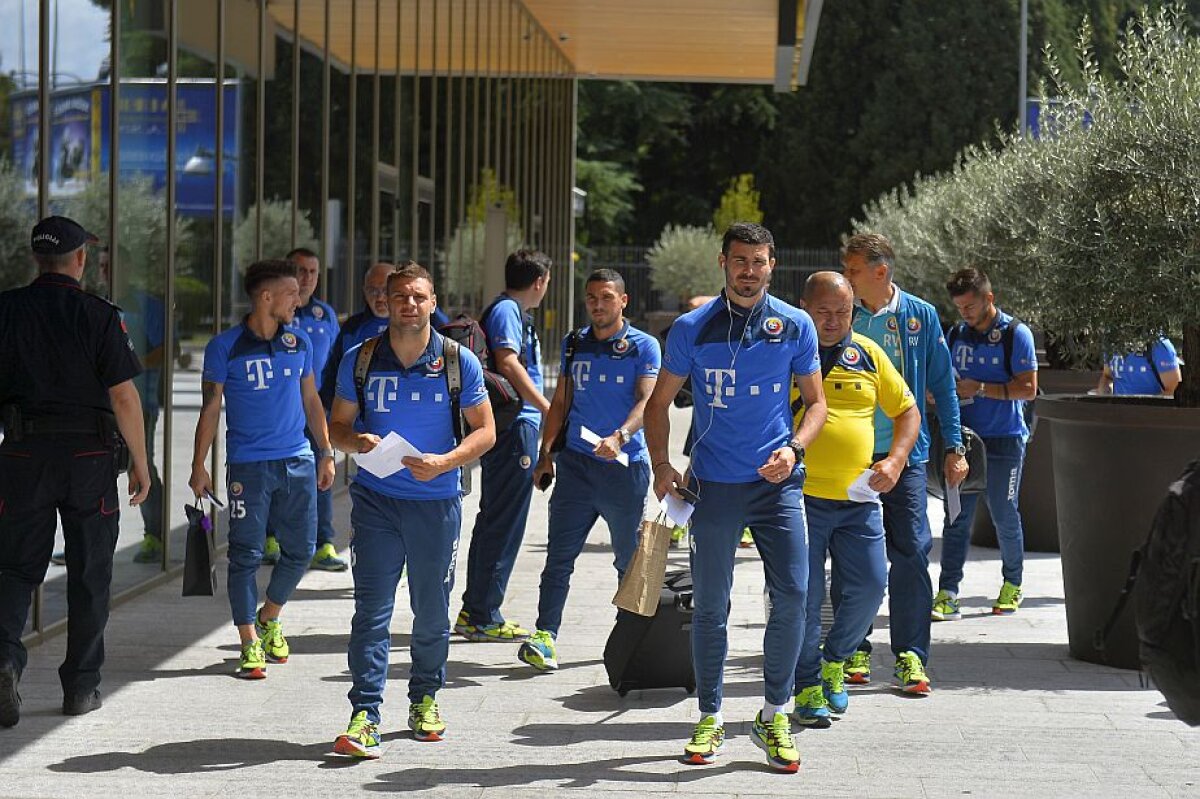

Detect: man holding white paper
[788, 272, 919, 728]
[523, 269, 660, 671]
[326, 262, 495, 758]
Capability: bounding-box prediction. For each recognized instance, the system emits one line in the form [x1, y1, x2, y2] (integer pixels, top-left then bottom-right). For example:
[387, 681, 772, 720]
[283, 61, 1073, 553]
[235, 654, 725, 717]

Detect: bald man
[789, 272, 920, 728]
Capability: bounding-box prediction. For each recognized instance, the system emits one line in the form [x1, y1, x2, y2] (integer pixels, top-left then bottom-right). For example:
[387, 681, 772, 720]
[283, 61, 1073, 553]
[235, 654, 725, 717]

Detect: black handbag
[927, 410, 988, 495]
[182, 500, 218, 597]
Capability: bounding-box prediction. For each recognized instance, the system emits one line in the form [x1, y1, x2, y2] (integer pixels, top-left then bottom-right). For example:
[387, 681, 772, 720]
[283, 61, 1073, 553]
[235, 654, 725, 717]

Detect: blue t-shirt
[560, 322, 661, 463]
[949, 309, 1037, 438]
[336, 332, 487, 500]
[120, 289, 166, 411]
[290, 297, 339, 392]
[663, 293, 820, 483]
[1108, 338, 1178, 395]
[484, 294, 542, 427]
[202, 323, 314, 464]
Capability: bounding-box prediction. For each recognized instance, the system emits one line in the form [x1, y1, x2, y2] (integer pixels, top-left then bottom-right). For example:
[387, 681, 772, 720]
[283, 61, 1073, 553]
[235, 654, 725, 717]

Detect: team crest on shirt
[281, 332, 298, 349]
[841, 347, 862, 367]
[428, 356, 444, 373]
[886, 317, 899, 332]
[229, 482, 244, 497]
[612, 338, 630, 355]
[762, 317, 784, 336]
[989, 327, 1003, 343]
[906, 317, 921, 333]
[313, 305, 324, 319]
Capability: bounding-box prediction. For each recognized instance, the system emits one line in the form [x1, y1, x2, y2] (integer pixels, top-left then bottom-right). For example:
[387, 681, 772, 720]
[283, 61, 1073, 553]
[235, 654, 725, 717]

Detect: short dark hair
[286, 247, 318, 262]
[946, 267, 992, 298]
[585, 268, 625, 293]
[244, 259, 298, 297]
[721, 222, 775, 261]
[504, 249, 552, 290]
[842, 232, 895, 279]
[387, 260, 434, 292]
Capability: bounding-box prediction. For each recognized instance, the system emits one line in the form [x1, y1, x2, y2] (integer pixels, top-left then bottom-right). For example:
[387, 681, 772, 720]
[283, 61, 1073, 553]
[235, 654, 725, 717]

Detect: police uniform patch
[989, 327, 1003, 343]
[841, 347, 862, 367]
[763, 317, 784, 336]
[906, 317, 921, 333]
[313, 305, 324, 319]
[429, 356, 444, 372]
[281, 332, 298, 348]
[230, 482, 244, 497]
[612, 338, 630, 354]
[519, 455, 532, 470]
[886, 317, 899, 332]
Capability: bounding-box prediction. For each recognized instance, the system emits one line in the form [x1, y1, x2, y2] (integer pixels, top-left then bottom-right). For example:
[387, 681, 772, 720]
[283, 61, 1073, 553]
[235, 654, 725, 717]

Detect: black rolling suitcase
[604, 570, 696, 696]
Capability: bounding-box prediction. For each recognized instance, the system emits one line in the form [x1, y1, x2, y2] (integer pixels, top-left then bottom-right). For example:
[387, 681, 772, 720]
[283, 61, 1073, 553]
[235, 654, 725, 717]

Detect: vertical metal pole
[255, 0, 266, 260]
[291, 0, 301, 249]
[411, 0, 422, 256]
[567, 76, 577, 332]
[109, 0, 122, 304]
[347, 0, 358, 300]
[371, 0, 382, 265]
[430, 0, 439, 273]
[37, 0, 50, 220]
[442, 0, 453, 286]
[162, 0, 178, 565]
[320, 0, 331, 301]
[1018, 0, 1029, 137]
[456, 0, 467, 302]
[212, 0, 226, 494]
[393, 0, 403, 261]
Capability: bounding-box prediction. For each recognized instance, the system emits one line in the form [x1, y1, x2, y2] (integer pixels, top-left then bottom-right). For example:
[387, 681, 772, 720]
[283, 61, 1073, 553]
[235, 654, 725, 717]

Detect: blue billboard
[9, 79, 240, 216]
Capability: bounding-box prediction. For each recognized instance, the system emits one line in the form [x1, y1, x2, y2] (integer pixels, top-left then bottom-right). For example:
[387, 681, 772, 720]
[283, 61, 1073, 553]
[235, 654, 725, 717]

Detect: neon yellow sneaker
[408, 695, 446, 742]
[682, 716, 724, 765]
[333, 710, 381, 759]
[454, 609, 530, 642]
[893, 650, 930, 695]
[821, 658, 848, 713]
[993, 581, 1023, 615]
[237, 638, 267, 679]
[791, 685, 831, 728]
[517, 630, 559, 671]
[845, 649, 871, 684]
[670, 525, 687, 549]
[310, 542, 349, 571]
[932, 589, 962, 621]
[751, 711, 800, 772]
[739, 528, 755, 548]
[260, 535, 280, 566]
[255, 611, 289, 663]
[132, 534, 162, 564]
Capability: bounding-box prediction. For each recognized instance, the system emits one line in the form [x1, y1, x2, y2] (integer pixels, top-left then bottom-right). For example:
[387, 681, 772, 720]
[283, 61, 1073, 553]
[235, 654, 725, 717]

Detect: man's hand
[404, 453, 452, 482]
[868, 455, 904, 494]
[127, 460, 151, 505]
[944, 452, 969, 488]
[354, 433, 382, 454]
[188, 464, 214, 501]
[317, 456, 336, 491]
[757, 447, 797, 484]
[593, 432, 624, 461]
[533, 452, 555, 491]
[652, 461, 684, 500]
[956, 377, 982, 400]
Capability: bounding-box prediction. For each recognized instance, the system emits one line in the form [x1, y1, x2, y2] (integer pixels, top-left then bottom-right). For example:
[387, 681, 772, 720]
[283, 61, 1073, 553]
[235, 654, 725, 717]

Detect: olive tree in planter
[645, 224, 723, 336]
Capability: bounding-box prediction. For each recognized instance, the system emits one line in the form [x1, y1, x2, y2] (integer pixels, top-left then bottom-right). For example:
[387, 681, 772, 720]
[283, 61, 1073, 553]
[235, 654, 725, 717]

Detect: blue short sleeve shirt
[950, 309, 1037, 437]
[1108, 338, 1178, 395]
[663, 293, 819, 483]
[336, 332, 487, 500]
[290, 298, 340, 391]
[202, 323, 314, 463]
[484, 295, 542, 426]
[560, 322, 661, 463]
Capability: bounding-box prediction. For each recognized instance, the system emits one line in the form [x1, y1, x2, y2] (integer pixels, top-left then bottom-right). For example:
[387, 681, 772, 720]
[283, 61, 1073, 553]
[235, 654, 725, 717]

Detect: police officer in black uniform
[0, 216, 151, 728]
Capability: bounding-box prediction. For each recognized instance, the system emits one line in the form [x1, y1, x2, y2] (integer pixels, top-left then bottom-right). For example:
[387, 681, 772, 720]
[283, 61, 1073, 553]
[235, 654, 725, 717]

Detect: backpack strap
[1146, 341, 1166, 392]
[550, 329, 581, 453]
[480, 295, 528, 370]
[353, 334, 384, 419]
[443, 335, 464, 445]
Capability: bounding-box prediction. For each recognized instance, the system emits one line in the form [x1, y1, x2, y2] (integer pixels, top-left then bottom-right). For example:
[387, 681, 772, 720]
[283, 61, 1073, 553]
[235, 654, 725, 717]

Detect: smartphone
[203, 488, 225, 507]
[537, 472, 553, 491]
[675, 485, 700, 505]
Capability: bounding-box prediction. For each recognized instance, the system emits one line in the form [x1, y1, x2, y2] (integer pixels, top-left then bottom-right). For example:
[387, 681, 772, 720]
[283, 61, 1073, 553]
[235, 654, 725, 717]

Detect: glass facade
[3, 0, 576, 638]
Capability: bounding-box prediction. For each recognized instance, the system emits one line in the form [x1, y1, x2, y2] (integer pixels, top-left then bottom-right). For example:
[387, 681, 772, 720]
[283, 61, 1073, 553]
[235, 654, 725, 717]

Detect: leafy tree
[712, 173, 763, 234]
[232, 199, 318, 271]
[646, 224, 723, 302]
[575, 159, 642, 247]
[0, 160, 35, 290]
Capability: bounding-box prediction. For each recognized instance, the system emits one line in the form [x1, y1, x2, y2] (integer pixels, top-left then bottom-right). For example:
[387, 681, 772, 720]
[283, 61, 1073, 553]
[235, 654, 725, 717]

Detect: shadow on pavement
[48, 738, 331, 774]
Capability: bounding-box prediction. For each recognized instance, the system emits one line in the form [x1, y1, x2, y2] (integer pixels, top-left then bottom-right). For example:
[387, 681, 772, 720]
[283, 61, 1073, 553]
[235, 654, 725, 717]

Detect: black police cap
[31, 215, 100, 255]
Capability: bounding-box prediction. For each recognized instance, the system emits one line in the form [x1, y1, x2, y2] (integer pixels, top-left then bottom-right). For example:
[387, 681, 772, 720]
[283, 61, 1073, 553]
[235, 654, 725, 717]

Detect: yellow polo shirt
[793, 332, 916, 501]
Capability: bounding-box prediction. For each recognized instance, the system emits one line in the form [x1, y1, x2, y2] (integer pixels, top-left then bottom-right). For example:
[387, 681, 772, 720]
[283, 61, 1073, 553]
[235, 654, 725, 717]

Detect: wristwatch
[617, 427, 632, 445]
[315, 448, 335, 460]
[946, 444, 968, 457]
[787, 441, 805, 464]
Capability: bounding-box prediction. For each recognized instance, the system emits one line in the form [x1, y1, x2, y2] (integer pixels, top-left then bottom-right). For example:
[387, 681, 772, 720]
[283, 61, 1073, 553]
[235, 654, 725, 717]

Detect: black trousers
[0, 435, 119, 696]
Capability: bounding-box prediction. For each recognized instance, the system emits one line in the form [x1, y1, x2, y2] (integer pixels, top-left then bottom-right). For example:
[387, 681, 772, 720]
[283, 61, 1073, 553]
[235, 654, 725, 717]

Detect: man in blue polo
[936, 267, 1038, 618]
[1097, 337, 1181, 396]
[328, 262, 494, 759]
[841, 232, 968, 694]
[645, 222, 827, 774]
[457, 249, 552, 643]
[261, 247, 345, 571]
[521, 268, 660, 671]
[189, 259, 336, 679]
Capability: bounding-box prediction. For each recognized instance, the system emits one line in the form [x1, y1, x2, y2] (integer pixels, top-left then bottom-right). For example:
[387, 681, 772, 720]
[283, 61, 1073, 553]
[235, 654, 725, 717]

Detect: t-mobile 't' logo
[367, 375, 400, 412]
[245, 357, 274, 390]
[571, 360, 592, 391]
[704, 368, 737, 408]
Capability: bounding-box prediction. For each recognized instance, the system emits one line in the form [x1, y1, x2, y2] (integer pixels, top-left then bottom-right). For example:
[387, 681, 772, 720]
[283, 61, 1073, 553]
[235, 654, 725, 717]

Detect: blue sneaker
[821, 658, 848, 714]
[790, 685, 831, 729]
[517, 630, 558, 671]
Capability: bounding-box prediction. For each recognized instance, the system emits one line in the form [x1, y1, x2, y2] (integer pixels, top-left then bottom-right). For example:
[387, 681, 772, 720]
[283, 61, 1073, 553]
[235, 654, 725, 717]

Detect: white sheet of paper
[846, 468, 881, 504]
[946, 485, 963, 524]
[351, 431, 425, 478]
[660, 493, 695, 528]
[580, 425, 629, 467]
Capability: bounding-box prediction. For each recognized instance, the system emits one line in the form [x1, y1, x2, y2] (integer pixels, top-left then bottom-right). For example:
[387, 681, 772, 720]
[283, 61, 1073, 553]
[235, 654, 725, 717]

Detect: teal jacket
[851, 287, 963, 466]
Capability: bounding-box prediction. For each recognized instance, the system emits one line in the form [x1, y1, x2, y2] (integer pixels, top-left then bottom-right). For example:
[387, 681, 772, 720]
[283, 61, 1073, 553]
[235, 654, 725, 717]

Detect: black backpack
[1098, 459, 1200, 725]
[438, 301, 525, 435]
